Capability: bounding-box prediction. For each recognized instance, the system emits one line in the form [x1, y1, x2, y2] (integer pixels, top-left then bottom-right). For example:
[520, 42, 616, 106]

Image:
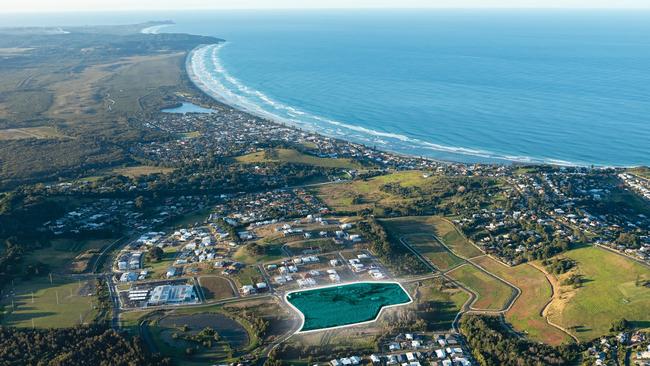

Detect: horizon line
[3, 6, 650, 14]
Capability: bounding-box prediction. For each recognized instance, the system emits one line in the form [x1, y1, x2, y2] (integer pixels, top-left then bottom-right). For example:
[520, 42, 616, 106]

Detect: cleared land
[235, 148, 362, 169]
[629, 167, 650, 179]
[407, 278, 470, 331]
[472, 256, 572, 345]
[400, 234, 463, 271]
[547, 246, 650, 342]
[111, 165, 175, 178]
[381, 216, 484, 259]
[447, 264, 514, 311]
[144, 246, 179, 279]
[315, 171, 430, 212]
[0, 126, 68, 140]
[232, 266, 263, 288]
[199, 276, 236, 302]
[1, 278, 98, 328]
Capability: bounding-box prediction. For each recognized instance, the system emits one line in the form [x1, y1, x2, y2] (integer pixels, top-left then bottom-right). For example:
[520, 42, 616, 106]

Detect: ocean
[3, 10, 650, 166]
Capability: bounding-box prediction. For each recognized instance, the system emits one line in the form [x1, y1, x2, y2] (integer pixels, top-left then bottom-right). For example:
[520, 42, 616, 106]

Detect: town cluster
[331, 332, 472, 366]
[457, 168, 650, 265]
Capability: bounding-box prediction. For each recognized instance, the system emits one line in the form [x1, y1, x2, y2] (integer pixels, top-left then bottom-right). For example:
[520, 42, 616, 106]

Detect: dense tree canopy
[0, 325, 169, 366]
[460, 315, 580, 366]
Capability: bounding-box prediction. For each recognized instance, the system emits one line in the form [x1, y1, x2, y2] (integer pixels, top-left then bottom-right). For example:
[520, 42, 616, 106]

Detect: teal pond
[286, 282, 411, 332]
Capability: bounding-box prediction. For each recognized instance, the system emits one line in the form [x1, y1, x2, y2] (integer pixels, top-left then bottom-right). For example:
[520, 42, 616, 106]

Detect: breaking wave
[188, 43, 584, 166]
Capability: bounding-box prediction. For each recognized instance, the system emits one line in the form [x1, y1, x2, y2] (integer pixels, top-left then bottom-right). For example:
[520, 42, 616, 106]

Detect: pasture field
[0, 90, 53, 121]
[407, 278, 470, 331]
[233, 240, 284, 265]
[381, 216, 483, 259]
[235, 148, 362, 169]
[547, 246, 650, 342]
[447, 264, 515, 311]
[400, 234, 464, 271]
[1, 277, 98, 328]
[472, 256, 572, 345]
[27, 238, 113, 274]
[315, 171, 429, 212]
[102, 53, 185, 115]
[198, 276, 236, 302]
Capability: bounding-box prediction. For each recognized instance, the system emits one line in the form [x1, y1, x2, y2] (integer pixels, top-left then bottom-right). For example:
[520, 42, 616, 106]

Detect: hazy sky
[2, 0, 650, 12]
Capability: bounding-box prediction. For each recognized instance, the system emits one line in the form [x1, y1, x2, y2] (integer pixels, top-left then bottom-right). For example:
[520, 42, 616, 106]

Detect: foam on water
[190, 43, 584, 166]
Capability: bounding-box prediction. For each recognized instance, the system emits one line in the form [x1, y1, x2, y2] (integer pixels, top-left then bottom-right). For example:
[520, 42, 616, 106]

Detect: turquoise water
[4, 10, 649, 166]
[286, 282, 411, 331]
[161, 102, 215, 114]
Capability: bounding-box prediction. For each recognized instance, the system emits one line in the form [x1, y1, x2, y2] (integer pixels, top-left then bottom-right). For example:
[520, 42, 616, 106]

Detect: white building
[147, 285, 195, 306]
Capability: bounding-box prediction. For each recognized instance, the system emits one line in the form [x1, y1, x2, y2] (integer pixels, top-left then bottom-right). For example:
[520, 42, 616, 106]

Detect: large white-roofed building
[147, 285, 196, 306]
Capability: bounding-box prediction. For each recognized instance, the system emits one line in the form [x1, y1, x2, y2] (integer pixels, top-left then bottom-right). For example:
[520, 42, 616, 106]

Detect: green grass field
[549, 246, 650, 342]
[1, 277, 98, 328]
[400, 234, 464, 271]
[381, 216, 484, 259]
[447, 264, 515, 311]
[232, 266, 263, 288]
[232, 241, 284, 265]
[235, 148, 362, 169]
[473, 256, 572, 345]
[26, 238, 113, 274]
[408, 278, 470, 331]
[315, 171, 429, 212]
[144, 246, 179, 278]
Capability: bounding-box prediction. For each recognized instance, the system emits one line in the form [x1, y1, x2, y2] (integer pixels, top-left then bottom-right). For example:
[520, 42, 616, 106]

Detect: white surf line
[141, 24, 172, 34]
[283, 280, 413, 334]
[186, 43, 605, 167]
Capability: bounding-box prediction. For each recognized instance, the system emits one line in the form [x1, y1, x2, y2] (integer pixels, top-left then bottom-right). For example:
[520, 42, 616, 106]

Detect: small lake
[158, 313, 249, 348]
[161, 102, 215, 114]
[286, 281, 411, 332]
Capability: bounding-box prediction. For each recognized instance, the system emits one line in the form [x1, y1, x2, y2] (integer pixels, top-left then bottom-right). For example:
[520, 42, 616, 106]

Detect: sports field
[1, 277, 98, 328]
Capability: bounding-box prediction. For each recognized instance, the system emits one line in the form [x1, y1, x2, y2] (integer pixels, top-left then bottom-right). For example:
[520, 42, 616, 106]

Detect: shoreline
[184, 44, 640, 169]
[140, 24, 173, 34]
